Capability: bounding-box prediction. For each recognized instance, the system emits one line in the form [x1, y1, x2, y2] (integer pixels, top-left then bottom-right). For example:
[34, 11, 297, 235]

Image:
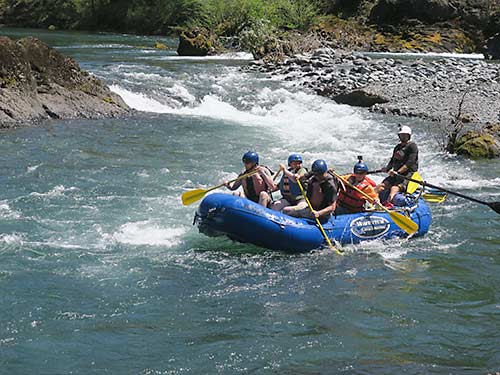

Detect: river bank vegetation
[0, 0, 320, 34]
[1, 0, 499, 60]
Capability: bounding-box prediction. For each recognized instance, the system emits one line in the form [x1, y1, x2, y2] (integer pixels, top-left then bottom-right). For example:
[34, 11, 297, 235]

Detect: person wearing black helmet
[272, 153, 308, 211]
[224, 151, 276, 207]
[375, 125, 419, 205]
[284, 159, 339, 221]
[336, 157, 379, 214]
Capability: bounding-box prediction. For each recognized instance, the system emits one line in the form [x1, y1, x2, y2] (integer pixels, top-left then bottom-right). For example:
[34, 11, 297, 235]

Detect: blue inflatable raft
[194, 193, 432, 252]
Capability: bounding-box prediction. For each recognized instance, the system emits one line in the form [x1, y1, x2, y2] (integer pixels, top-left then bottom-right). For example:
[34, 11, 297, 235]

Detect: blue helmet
[242, 151, 259, 164]
[354, 162, 369, 173]
[287, 153, 303, 166]
[311, 159, 327, 174]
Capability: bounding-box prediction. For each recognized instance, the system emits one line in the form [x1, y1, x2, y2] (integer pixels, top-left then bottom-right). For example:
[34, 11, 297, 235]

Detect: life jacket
[279, 167, 306, 203]
[242, 165, 273, 203]
[306, 174, 338, 211]
[337, 174, 377, 212]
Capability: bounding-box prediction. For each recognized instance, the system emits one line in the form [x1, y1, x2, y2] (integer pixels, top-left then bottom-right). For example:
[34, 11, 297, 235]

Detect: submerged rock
[0, 36, 130, 128]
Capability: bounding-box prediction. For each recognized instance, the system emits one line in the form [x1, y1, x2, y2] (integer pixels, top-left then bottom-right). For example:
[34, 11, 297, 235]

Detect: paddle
[395, 173, 500, 215]
[296, 179, 343, 255]
[181, 169, 258, 206]
[368, 169, 447, 203]
[406, 171, 422, 194]
[331, 171, 419, 235]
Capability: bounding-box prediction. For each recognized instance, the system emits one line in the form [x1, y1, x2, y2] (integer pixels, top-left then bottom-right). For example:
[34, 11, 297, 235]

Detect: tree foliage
[0, 0, 320, 35]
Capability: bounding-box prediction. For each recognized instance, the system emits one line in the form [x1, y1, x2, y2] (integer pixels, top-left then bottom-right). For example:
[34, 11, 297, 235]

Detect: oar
[296, 179, 343, 255]
[331, 171, 419, 235]
[406, 171, 422, 194]
[395, 173, 500, 215]
[368, 170, 447, 203]
[368, 169, 422, 194]
[181, 169, 258, 206]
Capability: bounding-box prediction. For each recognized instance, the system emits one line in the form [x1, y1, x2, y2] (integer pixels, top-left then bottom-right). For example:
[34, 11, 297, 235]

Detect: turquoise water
[1, 28, 499, 374]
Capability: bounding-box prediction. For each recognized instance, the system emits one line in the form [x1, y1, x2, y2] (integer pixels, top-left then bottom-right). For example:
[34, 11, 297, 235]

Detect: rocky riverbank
[0, 36, 130, 128]
[245, 48, 500, 157]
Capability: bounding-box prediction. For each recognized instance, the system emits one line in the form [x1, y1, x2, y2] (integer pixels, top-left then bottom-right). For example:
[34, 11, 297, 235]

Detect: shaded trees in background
[0, 0, 320, 34]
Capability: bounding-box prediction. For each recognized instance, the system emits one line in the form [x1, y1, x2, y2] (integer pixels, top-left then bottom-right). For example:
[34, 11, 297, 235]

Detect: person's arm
[260, 166, 277, 191]
[282, 167, 295, 179]
[284, 167, 307, 182]
[314, 201, 336, 218]
[301, 171, 313, 181]
[224, 175, 243, 190]
[363, 184, 380, 203]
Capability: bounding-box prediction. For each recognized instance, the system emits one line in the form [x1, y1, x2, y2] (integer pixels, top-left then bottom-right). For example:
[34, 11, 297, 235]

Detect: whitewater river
[1, 28, 499, 374]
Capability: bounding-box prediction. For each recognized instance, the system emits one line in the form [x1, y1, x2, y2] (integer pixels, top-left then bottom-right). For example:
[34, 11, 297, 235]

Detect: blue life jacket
[279, 167, 306, 202]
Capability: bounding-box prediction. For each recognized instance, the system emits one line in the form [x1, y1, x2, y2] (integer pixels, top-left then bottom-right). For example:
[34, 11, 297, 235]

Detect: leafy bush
[190, 0, 319, 34]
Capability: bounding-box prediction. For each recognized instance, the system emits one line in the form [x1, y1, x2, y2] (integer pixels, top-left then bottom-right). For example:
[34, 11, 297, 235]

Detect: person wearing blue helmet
[284, 159, 339, 221]
[336, 157, 379, 214]
[224, 151, 276, 207]
[272, 153, 307, 211]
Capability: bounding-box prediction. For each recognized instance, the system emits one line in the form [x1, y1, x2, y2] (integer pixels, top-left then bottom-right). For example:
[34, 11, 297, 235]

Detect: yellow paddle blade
[181, 188, 208, 206]
[389, 211, 418, 235]
[423, 193, 448, 203]
[406, 172, 423, 194]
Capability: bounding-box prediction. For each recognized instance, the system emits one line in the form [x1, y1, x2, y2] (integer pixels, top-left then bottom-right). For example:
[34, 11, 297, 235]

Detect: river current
[0, 28, 499, 374]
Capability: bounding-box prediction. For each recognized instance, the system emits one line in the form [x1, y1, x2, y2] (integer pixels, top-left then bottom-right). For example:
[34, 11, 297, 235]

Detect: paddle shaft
[215, 169, 259, 193]
[394, 173, 493, 207]
[181, 169, 260, 205]
[330, 171, 380, 206]
[296, 179, 342, 255]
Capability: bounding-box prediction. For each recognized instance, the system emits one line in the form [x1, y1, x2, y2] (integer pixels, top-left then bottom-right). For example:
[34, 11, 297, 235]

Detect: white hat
[398, 125, 412, 135]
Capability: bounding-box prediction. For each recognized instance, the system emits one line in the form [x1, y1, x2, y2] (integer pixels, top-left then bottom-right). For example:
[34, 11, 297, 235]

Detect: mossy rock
[484, 123, 500, 138]
[154, 41, 168, 50]
[177, 28, 217, 56]
[455, 131, 500, 159]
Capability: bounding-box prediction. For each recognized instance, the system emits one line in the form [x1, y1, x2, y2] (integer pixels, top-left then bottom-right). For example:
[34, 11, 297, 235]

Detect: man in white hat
[375, 125, 419, 205]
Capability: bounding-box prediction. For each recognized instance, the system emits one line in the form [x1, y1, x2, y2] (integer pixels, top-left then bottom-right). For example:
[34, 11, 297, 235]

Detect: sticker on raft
[350, 216, 391, 239]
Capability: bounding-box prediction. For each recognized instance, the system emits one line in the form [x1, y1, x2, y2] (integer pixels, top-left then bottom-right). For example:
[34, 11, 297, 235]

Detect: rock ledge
[0, 36, 130, 128]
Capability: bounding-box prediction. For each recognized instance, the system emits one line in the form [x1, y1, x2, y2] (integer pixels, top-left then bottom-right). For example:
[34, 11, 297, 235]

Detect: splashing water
[0, 28, 498, 375]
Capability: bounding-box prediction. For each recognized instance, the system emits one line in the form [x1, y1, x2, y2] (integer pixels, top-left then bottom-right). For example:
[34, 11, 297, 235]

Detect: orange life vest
[337, 175, 376, 212]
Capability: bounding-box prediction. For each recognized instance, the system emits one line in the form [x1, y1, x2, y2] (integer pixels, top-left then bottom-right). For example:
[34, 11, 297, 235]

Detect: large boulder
[455, 125, 500, 159]
[369, 0, 457, 25]
[177, 28, 216, 56]
[484, 33, 500, 60]
[0, 36, 130, 128]
[331, 88, 390, 107]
